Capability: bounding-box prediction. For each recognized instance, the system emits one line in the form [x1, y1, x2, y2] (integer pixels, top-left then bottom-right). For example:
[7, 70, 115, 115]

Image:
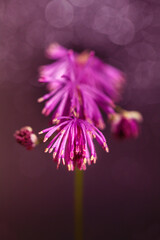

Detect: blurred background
[1, 0, 160, 239]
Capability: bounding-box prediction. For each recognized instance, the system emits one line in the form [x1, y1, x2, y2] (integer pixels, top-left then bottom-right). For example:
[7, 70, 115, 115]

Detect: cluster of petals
[39, 116, 109, 171]
[38, 43, 125, 129]
[109, 111, 143, 139]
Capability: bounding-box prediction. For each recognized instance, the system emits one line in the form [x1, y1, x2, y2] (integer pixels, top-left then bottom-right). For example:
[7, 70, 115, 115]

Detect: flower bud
[109, 111, 143, 139]
[14, 126, 38, 150]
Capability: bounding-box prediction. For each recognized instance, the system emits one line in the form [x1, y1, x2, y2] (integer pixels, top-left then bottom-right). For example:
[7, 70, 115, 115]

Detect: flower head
[39, 116, 109, 171]
[109, 111, 143, 139]
[14, 126, 38, 150]
[38, 43, 125, 128]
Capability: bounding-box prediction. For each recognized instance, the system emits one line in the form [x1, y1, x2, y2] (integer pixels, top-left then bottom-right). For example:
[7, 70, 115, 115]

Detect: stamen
[49, 148, 53, 153]
[105, 147, 109, 153]
[43, 137, 48, 142]
[91, 155, 94, 161]
[37, 97, 44, 103]
[61, 130, 65, 134]
[52, 118, 58, 123]
[93, 157, 97, 164]
[68, 164, 71, 171]
[44, 148, 48, 153]
[53, 152, 57, 159]
[62, 158, 65, 165]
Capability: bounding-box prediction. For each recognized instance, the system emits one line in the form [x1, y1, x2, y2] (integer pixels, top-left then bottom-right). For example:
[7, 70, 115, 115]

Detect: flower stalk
[74, 169, 83, 240]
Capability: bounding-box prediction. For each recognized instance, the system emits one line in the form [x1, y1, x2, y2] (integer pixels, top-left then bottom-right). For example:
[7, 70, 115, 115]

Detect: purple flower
[38, 43, 125, 128]
[14, 126, 38, 150]
[39, 116, 109, 171]
[109, 111, 143, 139]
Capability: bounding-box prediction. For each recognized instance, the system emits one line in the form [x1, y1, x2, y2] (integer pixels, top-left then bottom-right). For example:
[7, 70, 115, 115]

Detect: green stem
[74, 169, 83, 240]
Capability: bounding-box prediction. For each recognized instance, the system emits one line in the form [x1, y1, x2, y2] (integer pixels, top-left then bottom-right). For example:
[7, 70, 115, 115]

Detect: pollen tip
[38, 131, 43, 134]
[62, 158, 65, 165]
[37, 97, 43, 103]
[91, 155, 94, 161]
[52, 118, 57, 123]
[68, 164, 71, 171]
[106, 147, 109, 153]
[103, 142, 106, 147]
[43, 138, 48, 143]
[49, 148, 53, 153]
[73, 110, 77, 117]
[44, 148, 48, 153]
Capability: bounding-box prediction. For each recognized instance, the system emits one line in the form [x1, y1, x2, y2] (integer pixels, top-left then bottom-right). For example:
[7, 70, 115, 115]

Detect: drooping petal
[110, 111, 142, 139]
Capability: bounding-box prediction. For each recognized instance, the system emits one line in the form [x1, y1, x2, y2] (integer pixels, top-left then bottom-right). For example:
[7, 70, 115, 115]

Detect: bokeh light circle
[93, 6, 135, 46]
[45, 0, 74, 28]
[93, 7, 122, 36]
[108, 19, 135, 46]
[120, 1, 153, 32]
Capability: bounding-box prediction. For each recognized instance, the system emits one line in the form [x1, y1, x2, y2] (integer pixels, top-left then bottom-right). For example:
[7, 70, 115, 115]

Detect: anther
[44, 148, 48, 153]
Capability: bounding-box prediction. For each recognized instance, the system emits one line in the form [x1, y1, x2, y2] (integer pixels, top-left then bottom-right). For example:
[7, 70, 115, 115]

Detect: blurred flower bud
[109, 110, 143, 139]
[14, 126, 38, 150]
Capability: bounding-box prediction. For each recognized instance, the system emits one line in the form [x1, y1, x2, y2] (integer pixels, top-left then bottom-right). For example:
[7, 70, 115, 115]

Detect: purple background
[1, 0, 160, 239]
